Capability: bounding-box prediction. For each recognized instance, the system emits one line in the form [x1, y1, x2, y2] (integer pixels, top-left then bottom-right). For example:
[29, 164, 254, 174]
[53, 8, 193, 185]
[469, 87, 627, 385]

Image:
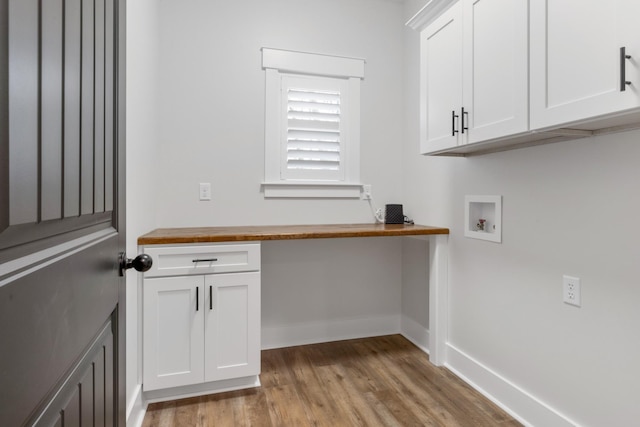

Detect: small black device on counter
[385, 204, 404, 224]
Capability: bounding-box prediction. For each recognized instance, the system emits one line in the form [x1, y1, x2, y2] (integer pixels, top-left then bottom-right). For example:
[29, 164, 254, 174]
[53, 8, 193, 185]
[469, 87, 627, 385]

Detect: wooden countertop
[138, 223, 449, 245]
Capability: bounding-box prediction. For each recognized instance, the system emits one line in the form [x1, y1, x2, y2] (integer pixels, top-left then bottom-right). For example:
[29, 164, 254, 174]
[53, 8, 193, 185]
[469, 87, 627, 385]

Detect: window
[262, 48, 365, 198]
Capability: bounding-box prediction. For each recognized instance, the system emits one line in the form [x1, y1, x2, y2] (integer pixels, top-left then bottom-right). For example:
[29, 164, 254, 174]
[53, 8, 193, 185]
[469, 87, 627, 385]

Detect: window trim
[262, 48, 365, 199]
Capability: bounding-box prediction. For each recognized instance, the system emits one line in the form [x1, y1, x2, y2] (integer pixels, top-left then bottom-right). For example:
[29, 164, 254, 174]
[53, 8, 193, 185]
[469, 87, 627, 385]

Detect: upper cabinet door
[462, 0, 529, 143]
[420, 2, 464, 153]
[530, 0, 640, 129]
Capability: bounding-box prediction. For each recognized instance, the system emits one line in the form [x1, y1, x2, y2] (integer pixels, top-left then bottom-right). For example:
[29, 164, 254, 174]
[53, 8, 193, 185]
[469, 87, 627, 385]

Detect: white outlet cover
[563, 275, 581, 307]
[361, 184, 372, 200]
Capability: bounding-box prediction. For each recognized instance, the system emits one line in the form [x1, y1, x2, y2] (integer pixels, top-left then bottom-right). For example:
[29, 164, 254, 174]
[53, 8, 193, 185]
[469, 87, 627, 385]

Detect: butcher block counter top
[137, 223, 449, 245]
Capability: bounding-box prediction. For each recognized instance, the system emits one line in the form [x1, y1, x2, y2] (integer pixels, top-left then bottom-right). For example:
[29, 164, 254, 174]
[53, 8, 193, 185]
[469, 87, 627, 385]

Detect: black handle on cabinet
[461, 107, 469, 134]
[451, 110, 459, 136]
[192, 258, 218, 263]
[621, 47, 632, 91]
[209, 286, 213, 310]
[196, 287, 199, 311]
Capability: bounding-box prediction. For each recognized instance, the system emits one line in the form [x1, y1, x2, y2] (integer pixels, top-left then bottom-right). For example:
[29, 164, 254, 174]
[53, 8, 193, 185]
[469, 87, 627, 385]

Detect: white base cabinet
[141, 243, 261, 397]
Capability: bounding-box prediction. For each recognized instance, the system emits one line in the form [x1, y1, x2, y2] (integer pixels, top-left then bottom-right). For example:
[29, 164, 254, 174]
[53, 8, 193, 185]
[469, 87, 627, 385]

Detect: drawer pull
[192, 258, 218, 263]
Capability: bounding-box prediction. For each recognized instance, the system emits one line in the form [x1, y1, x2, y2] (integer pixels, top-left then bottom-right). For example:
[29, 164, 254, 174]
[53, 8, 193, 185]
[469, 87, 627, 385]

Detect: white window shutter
[281, 76, 347, 181]
[262, 49, 364, 197]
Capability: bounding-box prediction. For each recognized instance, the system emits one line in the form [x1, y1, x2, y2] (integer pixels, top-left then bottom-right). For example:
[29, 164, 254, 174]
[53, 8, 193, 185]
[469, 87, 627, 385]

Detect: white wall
[262, 237, 403, 348]
[125, 0, 160, 424]
[154, 0, 405, 227]
[146, 0, 408, 350]
[402, 1, 640, 425]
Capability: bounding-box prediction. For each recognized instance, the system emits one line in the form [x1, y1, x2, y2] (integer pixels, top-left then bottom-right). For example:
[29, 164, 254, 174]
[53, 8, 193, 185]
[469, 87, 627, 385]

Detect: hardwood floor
[142, 335, 522, 426]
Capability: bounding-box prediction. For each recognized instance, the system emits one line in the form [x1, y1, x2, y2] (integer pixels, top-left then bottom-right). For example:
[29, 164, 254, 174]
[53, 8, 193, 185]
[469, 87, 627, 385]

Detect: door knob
[119, 252, 153, 276]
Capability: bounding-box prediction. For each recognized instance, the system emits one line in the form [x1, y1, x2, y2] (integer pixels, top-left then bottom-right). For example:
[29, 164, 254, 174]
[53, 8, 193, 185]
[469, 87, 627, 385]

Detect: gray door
[0, 0, 126, 425]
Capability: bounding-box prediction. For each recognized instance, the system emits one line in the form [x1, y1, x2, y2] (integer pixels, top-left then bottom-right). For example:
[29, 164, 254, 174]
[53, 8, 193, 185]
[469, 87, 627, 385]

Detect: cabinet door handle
[192, 258, 218, 263]
[451, 110, 459, 136]
[196, 287, 199, 311]
[621, 47, 632, 91]
[209, 285, 213, 310]
[461, 107, 469, 134]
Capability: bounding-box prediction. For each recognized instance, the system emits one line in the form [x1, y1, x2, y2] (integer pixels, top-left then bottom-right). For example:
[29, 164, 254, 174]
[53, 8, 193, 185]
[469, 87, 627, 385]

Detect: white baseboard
[126, 384, 147, 427]
[400, 314, 430, 354]
[445, 344, 578, 427]
[143, 376, 261, 404]
[262, 314, 401, 349]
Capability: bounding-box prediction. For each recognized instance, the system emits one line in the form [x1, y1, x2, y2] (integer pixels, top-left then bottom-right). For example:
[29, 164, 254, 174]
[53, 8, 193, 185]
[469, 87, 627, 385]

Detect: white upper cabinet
[418, 0, 529, 154]
[530, 0, 640, 129]
[410, 0, 640, 156]
[462, 0, 529, 143]
[421, 2, 464, 153]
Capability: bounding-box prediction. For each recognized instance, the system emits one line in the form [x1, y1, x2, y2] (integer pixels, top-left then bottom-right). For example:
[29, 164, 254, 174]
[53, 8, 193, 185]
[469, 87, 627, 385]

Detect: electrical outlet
[563, 275, 581, 307]
[199, 183, 212, 201]
[361, 184, 372, 200]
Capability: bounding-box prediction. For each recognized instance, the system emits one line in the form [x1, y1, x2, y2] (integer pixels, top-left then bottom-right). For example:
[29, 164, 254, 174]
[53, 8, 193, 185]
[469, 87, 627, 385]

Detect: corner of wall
[445, 344, 579, 427]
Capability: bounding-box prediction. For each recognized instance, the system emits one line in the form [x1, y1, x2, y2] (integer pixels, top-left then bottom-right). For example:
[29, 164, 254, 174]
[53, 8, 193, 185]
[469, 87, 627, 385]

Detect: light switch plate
[199, 183, 212, 201]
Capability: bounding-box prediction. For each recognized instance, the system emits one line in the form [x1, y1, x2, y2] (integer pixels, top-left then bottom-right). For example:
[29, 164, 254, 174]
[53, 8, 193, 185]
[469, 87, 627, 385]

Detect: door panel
[205, 272, 261, 382]
[62, 388, 81, 427]
[0, 236, 118, 426]
[41, 0, 64, 221]
[143, 276, 205, 391]
[22, 321, 115, 426]
[104, 0, 115, 212]
[0, 0, 125, 425]
[81, 0, 95, 216]
[463, 0, 528, 143]
[80, 367, 94, 427]
[547, 2, 615, 107]
[0, 0, 7, 233]
[530, 0, 640, 128]
[420, 2, 463, 152]
[1, 0, 118, 260]
[64, 0, 82, 219]
[94, 0, 105, 214]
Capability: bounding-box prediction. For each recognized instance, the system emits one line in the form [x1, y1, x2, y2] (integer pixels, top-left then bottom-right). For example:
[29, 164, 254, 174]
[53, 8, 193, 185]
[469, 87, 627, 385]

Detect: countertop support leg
[428, 234, 448, 366]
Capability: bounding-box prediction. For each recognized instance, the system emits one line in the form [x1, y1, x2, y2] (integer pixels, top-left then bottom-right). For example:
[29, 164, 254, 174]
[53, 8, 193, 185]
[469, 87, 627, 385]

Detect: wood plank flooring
[142, 335, 522, 426]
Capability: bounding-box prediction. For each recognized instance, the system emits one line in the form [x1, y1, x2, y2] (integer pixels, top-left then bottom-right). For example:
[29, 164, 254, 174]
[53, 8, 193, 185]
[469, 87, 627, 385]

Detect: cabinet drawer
[143, 243, 260, 277]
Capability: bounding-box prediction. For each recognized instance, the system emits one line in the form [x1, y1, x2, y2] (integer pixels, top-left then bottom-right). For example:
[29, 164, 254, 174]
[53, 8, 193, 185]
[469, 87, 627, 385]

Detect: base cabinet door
[143, 276, 205, 391]
[204, 272, 261, 382]
[530, 0, 640, 129]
